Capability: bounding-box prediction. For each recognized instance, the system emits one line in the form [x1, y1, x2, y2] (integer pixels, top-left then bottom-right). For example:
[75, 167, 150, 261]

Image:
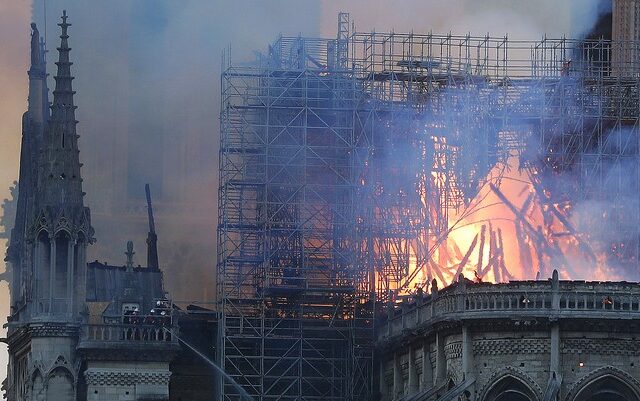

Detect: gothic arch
[44, 355, 74, 379]
[32, 210, 51, 238]
[30, 369, 44, 401]
[53, 215, 71, 235]
[52, 226, 72, 238]
[52, 230, 72, 298]
[45, 366, 75, 400]
[35, 227, 50, 242]
[565, 366, 640, 401]
[479, 367, 542, 401]
[34, 229, 52, 311]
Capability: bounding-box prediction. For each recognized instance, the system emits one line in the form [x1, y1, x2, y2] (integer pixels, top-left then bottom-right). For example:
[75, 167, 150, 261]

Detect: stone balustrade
[83, 323, 177, 343]
[379, 271, 640, 342]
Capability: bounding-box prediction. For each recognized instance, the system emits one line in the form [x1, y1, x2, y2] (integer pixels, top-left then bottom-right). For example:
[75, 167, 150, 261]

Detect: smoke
[320, 0, 611, 40]
[0, 0, 619, 381]
[26, 0, 321, 303]
[17, 0, 612, 303]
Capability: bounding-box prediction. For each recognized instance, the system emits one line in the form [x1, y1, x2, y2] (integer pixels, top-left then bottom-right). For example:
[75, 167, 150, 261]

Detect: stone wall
[376, 273, 640, 401]
[85, 361, 171, 401]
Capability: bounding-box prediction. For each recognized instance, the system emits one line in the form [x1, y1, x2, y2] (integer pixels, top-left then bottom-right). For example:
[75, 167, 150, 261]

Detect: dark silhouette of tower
[5, 11, 94, 400]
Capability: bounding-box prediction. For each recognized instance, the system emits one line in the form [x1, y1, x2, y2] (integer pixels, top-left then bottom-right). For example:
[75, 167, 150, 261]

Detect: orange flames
[380, 153, 622, 300]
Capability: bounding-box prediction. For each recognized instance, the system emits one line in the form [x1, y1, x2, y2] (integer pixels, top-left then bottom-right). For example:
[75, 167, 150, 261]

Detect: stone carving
[444, 343, 462, 359]
[84, 370, 171, 387]
[474, 338, 549, 356]
[562, 338, 640, 356]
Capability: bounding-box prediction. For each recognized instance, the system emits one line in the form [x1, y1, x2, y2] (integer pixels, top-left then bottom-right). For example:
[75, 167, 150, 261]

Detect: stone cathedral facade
[7, 8, 640, 401]
[5, 12, 93, 400]
[4, 13, 179, 401]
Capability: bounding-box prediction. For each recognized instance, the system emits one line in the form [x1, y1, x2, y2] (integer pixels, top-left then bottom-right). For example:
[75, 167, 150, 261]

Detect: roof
[86, 261, 165, 315]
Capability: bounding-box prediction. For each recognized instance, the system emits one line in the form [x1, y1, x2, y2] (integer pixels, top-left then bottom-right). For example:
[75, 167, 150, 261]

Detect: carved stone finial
[125, 241, 135, 271]
[458, 273, 467, 292]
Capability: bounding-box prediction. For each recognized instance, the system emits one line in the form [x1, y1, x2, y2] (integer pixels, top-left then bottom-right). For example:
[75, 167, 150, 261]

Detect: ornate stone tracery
[84, 370, 172, 387]
[564, 366, 640, 401]
[478, 366, 543, 401]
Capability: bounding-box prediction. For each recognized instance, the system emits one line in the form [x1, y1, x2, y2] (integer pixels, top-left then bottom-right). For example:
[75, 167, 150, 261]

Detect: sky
[0, 0, 609, 384]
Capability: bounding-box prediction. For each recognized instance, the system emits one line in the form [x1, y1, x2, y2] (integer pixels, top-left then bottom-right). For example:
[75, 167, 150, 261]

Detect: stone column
[551, 269, 560, 310]
[66, 240, 75, 316]
[408, 346, 419, 394]
[550, 324, 560, 377]
[49, 236, 56, 314]
[33, 241, 40, 316]
[77, 242, 87, 315]
[435, 332, 446, 385]
[550, 269, 561, 378]
[380, 359, 387, 401]
[393, 352, 403, 399]
[421, 339, 433, 390]
[462, 325, 474, 380]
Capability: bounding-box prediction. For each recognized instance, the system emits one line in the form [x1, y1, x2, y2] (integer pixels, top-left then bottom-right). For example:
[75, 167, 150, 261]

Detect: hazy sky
[0, 0, 608, 383]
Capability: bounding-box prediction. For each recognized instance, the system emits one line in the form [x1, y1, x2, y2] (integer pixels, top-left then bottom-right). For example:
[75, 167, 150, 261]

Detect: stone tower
[6, 11, 94, 401]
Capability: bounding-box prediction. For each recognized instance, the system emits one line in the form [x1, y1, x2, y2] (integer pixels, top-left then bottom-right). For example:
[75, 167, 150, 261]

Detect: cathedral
[2, 12, 204, 401]
[7, 6, 640, 401]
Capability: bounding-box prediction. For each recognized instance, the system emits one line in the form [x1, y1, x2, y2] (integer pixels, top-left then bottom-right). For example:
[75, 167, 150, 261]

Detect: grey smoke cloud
[28, 0, 321, 303]
[0, 0, 613, 381]
[320, 0, 610, 40]
[23, 0, 611, 302]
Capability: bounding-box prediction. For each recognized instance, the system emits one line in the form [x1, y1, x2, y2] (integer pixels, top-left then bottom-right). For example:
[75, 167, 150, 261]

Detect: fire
[365, 118, 630, 302]
[381, 153, 623, 301]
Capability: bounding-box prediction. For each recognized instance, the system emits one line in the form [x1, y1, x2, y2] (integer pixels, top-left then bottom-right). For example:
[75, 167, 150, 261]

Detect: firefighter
[123, 308, 134, 324]
[154, 299, 172, 327]
[130, 308, 140, 325]
[145, 309, 157, 325]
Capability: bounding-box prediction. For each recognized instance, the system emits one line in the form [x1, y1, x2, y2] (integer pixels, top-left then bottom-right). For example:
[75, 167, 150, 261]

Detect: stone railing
[80, 317, 179, 348]
[83, 324, 175, 342]
[380, 271, 640, 341]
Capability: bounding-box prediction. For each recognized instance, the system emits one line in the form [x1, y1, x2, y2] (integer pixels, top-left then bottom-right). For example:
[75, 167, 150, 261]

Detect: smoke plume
[0, 0, 616, 381]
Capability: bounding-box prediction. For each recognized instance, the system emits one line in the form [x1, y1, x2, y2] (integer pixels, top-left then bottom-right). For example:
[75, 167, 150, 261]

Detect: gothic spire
[6, 22, 50, 309]
[51, 10, 75, 111]
[41, 10, 86, 209]
[9, 23, 48, 254]
[145, 184, 159, 270]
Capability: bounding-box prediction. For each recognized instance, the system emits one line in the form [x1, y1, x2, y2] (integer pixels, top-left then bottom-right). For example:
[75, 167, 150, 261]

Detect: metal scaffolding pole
[218, 14, 640, 401]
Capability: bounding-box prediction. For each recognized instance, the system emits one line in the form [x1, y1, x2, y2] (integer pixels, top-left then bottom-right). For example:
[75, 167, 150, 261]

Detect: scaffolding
[218, 14, 640, 401]
[351, 31, 640, 292]
[218, 14, 372, 401]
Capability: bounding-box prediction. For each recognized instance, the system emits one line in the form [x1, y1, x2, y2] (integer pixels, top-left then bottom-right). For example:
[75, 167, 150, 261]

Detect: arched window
[31, 370, 44, 400]
[483, 376, 538, 401]
[36, 230, 51, 309]
[54, 232, 70, 297]
[573, 376, 640, 401]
